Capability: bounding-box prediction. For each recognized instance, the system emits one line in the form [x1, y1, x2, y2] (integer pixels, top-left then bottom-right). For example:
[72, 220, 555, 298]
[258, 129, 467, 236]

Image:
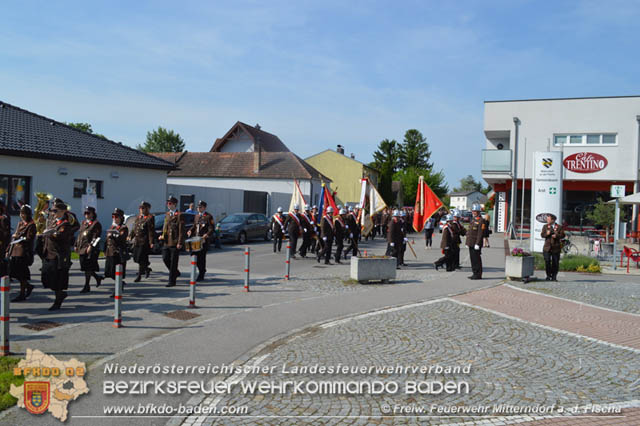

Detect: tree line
[66, 122, 185, 153]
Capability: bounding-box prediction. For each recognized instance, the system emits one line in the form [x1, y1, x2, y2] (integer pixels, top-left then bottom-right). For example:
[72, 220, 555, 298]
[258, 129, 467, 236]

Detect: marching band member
[41, 202, 73, 310]
[8, 205, 36, 301]
[102, 208, 128, 294]
[129, 201, 154, 282]
[0, 201, 9, 278]
[76, 206, 102, 293]
[160, 196, 184, 287]
[188, 200, 215, 281]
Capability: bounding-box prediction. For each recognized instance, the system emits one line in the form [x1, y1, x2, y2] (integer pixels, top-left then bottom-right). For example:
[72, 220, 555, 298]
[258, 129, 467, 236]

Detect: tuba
[34, 192, 53, 234]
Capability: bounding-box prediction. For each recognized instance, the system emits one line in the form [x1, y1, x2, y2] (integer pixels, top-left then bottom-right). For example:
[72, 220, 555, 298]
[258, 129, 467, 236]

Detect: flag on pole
[288, 179, 307, 214]
[359, 178, 387, 236]
[413, 175, 443, 232]
[323, 183, 338, 215]
[318, 184, 325, 216]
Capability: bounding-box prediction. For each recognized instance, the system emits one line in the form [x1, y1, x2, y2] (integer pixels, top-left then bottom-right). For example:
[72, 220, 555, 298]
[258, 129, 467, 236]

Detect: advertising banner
[531, 151, 563, 253]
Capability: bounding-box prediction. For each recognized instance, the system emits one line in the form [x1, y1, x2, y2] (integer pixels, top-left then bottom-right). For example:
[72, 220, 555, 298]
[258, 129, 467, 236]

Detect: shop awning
[607, 192, 640, 205]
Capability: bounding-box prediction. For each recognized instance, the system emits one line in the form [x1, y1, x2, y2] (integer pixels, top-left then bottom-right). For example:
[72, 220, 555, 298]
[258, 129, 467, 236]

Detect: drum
[185, 236, 204, 252]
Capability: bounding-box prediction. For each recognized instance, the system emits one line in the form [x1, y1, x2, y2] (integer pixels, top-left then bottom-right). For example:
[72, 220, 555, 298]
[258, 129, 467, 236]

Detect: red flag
[323, 186, 338, 215]
[413, 176, 443, 232]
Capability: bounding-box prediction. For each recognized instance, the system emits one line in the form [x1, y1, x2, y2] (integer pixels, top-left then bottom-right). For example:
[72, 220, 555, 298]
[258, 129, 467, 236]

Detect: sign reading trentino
[531, 151, 563, 253]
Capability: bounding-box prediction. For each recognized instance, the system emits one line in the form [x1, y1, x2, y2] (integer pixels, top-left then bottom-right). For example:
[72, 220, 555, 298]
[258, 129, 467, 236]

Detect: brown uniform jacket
[541, 223, 565, 253]
[465, 216, 486, 248]
[130, 214, 155, 247]
[162, 211, 185, 247]
[320, 215, 334, 240]
[191, 212, 215, 240]
[271, 214, 286, 238]
[286, 213, 302, 236]
[43, 218, 73, 265]
[105, 224, 129, 257]
[75, 220, 102, 255]
[452, 220, 466, 244]
[0, 214, 10, 258]
[334, 216, 346, 240]
[8, 220, 36, 258]
[441, 224, 454, 250]
[388, 219, 404, 246]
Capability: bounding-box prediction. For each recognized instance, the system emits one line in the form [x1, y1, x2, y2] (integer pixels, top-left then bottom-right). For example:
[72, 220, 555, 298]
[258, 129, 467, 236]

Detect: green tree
[65, 122, 106, 139]
[586, 197, 627, 240]
[369, 138, 399, 205]
[392, 167, 448, 207]
[138, 126, 185, 153]
[398, 129, 432, 170]
[453, 175, 485, 193]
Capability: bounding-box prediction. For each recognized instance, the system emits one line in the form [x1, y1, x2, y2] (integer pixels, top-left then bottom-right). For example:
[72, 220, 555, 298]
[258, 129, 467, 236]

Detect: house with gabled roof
[0, 100, 174, 227]
[152, 122, 330, 218]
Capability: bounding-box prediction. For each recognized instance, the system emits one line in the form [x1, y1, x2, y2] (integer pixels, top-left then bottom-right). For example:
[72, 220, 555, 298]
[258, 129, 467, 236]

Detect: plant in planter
[505, 248, 535, 282]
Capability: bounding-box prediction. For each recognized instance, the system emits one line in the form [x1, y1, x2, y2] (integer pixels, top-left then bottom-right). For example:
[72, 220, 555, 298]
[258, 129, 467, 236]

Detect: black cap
[198, 200, 207, 207]
[20, 204, 32, 215]
[112, 208, 124, 217]
[139, 201, 151, 209]
[167, 196, 178, 204]
[54, 202, 67, 210]
[53, 197, 64, 204]
[84, 206, 96, 214]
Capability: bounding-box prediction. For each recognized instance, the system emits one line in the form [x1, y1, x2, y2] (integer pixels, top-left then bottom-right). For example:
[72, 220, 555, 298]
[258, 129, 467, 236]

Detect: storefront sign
[610, 185, 625, 198]
[563, 152, 607, 173]
[531, 152, 563, 253]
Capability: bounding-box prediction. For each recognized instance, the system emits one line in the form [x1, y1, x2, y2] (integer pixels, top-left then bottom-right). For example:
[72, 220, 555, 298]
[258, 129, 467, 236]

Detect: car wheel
[265, 229, 272, 241]
[238, 231, 247, 244]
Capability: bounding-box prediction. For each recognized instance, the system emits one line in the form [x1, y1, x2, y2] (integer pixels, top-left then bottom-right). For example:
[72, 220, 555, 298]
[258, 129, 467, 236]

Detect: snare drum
[185, 236, 204, 252]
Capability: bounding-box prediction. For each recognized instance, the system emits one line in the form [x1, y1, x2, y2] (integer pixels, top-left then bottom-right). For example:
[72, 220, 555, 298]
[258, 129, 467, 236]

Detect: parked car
[218, 213, 271, 244]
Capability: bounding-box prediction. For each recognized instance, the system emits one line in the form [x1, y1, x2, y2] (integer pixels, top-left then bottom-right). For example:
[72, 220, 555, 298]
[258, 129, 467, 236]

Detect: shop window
[73, 179, 103, 198]
[569, 135, 583, 144]
[586, 134, 600, 144]
[0, 175, 31, 215]
[602, 134, 616, 144]
[554, 133, 617, 146]
[554, 135, 566, 145]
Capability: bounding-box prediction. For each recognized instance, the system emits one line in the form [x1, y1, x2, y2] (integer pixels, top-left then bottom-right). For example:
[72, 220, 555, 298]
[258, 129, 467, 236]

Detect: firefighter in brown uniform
[129, 201, 155, 282]
[334, 208, 347, 264]
[76, 206, 103, 293]
[8, 205, 36, 301]
[466, 204, 486, 280]
[102, 208, 129, 294]
[41, 202, 74, 310]
[188, 200, 215, 281]
[451, 210, 466, 269]
[317, 207, 335, 265]
[541, 213, 565, 281]
[0, 201, 9, 278]
[387, 210, 404, 269]
[160, 196, 185, 287]
[270, 207, 286, 253]
[285, 204, 302, 259]
[434, 214, 455, 271]
[299, 205, 313, 258]
[342, 207, 358, 259]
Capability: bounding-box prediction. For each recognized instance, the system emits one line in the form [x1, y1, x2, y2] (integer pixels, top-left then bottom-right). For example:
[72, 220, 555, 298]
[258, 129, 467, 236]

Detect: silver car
[218, 213, 271, 244]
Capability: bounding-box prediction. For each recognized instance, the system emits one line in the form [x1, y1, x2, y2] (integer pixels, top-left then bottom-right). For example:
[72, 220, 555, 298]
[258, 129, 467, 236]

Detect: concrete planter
[505, 255, 535, 281]
[350, 256, 396, 284]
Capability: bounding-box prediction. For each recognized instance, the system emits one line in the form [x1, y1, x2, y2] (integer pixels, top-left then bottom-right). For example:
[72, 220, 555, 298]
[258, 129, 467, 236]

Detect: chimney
[336, 144, 345, 154]
[255, 123, 261, 130]
[254, 139, 262, 173]
[350, 153, 355, 159]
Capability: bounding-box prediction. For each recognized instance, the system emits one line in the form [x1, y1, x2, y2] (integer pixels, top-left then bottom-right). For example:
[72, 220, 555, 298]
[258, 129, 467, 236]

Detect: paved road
[0, 232, 507, 425]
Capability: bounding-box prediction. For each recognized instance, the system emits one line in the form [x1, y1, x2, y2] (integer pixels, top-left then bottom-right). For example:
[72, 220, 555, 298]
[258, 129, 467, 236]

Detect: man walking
[317, 207, 334, 265]
[129, 201, 155, 282]
[160, 196, 185, 287]
[189, 200, 215, 281]
[286, 204, 302, 259]
[466, 204, 486, 280]
[270, 207, 286, 253]
[541, 213, 564, 281]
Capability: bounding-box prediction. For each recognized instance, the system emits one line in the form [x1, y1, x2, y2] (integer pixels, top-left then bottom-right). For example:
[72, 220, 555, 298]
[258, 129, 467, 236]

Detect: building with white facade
[482, 95, 640, 233]
[449, 190, 487, 211]
[0, 101, 174, 229]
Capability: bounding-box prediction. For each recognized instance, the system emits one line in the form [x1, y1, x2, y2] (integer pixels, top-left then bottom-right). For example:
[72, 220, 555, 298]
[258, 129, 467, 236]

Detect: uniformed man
[387, 210, 404, 268]
[310, 205, 320, 253]
[466, 204, 486, 280]
[102, 208, 129, 295]
[435, 214, 455, 271]
[76, 206, 103, 293]
[8, 204, 36, 301]
[160, 196, 185, 287]
[541, 213, 565, 281]
[41, 202, 74, 310]
[451, 210, 466, 269]
[317, 207, 334, 265]
[299, 205, 314, 258]
[0, 201, 9, 278]
[270, 207, 286, 253]
[381, 208, 390, 239]
[129, 201, 155, 282]
[188, 200, 215, 281]
[342, 207, 358, 259]
[334, 208, 347, 264]
[285, 204, 302, 259]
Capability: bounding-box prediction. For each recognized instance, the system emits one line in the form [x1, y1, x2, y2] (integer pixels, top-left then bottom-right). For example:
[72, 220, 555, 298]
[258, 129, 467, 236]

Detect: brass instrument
[34, 192, 53, 235]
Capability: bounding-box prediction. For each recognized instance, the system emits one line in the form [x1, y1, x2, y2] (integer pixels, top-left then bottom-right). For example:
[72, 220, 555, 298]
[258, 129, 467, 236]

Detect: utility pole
[509, 117, 520, 239]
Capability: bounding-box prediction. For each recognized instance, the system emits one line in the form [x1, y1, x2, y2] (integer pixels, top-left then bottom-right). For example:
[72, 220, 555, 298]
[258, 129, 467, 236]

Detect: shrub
[559, 255, 600, 272]
[533, 253, 545, 270]
[0, 357, 24, 412]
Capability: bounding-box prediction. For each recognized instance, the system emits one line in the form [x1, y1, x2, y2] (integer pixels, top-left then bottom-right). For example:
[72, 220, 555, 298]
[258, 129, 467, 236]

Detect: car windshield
[220, 214, 246, 224]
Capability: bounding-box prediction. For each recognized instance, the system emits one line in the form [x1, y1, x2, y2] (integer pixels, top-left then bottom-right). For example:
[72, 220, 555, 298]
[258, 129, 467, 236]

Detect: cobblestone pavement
[183, 300, 640, 426]
[509, 277, 640, 315]
[454, 285, 640, 350]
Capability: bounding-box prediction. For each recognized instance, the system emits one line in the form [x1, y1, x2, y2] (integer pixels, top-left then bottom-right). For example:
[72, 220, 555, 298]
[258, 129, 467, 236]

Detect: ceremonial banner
[412, 175, 443, 232]
[288, 179, 307, 214]
[359, 178, 387, 236]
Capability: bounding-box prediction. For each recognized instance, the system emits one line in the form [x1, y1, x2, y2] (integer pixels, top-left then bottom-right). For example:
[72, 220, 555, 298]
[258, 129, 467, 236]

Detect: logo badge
[24, 382, 50, 415]
[549, 187, 557, 195]
[542, 158, 553, 168]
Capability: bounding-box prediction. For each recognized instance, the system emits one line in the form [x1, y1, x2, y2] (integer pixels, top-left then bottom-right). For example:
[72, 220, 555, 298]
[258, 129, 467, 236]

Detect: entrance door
[180, 194, 195, 212]
[243, 191, 267, 214]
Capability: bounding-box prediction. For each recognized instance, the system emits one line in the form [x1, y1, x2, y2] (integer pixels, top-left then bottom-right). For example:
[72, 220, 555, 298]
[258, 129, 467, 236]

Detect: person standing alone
[541, 214, 564, 281]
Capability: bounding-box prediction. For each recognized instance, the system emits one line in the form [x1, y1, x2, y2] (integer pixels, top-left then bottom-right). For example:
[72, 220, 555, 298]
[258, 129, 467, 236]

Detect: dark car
[125, 211, 196, 254]
[218, 213, 271, 244]
[460, 211, 473, 223]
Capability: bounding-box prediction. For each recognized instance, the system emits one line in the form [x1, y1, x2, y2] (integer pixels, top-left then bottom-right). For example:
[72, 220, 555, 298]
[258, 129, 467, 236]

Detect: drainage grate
[22, 321, 63, 331]
[164, 310, 200, 321]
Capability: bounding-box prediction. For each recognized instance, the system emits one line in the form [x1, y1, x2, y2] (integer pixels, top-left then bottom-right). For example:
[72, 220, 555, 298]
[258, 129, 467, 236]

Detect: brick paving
[453, 285, 640, 350]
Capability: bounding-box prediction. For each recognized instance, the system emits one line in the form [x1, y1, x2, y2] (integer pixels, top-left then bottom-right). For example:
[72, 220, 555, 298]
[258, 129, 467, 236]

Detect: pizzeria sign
[563, 152, 608, 173]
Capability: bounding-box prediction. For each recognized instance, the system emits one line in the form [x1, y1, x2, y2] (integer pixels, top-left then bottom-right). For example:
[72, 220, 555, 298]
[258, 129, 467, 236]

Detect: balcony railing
[482, 149, 512, 174]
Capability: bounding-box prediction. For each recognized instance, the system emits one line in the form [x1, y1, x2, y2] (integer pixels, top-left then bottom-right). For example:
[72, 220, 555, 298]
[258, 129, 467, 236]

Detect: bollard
[189, 254, 197, 308]
[285, 244, 291, 280]
[113, 265, 123, 328]
[364, 250, 367, 257]
[244, 246, 250, 292]
[0, 276, 9, 355]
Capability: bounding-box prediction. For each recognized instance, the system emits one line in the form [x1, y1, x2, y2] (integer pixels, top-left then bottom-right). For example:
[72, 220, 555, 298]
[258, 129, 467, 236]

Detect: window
[73, 179, 103, 198]
[0, 175, 31, 215]
[554, 133, 617, 146]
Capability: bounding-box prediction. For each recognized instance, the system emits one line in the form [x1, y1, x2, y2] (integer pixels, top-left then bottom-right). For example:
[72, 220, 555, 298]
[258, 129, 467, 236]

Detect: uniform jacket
[452, 220, 466, 244]
[105, 224, 129, 257]
[320, 215, 334, 240]
[334, 215, 346, 240]
[271, 214, 286, 238]
[348, 212, 360, 235]
[541, 223, 565, 253]
[387, 219, 404, 246]
[286, 213, 302, 236]
[75, 220, 102, 255]
[43, 218, 73, 267]
[163, 211, 185, 247]
[130, 214, 155, 247]
[0, 214, 10, 258]
[8, 220, 36, 258]
[441, 224, 454, 250]
[300, 212, 313, 235]
[465, 215, 486, 248]
[192, 212, 215, 240]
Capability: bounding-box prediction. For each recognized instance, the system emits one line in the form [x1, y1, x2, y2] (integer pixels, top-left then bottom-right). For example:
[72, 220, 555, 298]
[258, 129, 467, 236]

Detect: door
[243, 191, 267, 214]
[180, 194, 195, 212]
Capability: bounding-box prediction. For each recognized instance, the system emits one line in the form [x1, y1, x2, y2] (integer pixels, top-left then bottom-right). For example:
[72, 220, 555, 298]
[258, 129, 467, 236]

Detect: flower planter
[350, 256, 396, 284]
[505, 255, 535, 281]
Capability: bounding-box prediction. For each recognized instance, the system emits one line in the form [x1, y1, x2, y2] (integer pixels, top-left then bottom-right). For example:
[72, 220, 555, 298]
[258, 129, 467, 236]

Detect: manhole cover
[164, 310, 200, 321]
[22, 321, 63, 331]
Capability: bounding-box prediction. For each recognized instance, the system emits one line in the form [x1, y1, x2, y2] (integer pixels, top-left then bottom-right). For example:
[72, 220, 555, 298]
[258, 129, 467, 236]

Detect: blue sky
[2, 0, 639, 188]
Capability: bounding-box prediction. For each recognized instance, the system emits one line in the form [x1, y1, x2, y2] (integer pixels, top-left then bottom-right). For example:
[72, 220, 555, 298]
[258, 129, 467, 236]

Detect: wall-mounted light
[497, 143, 504, 150]
[111, 171, 119, 179]
[57, 168, 68, 175]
